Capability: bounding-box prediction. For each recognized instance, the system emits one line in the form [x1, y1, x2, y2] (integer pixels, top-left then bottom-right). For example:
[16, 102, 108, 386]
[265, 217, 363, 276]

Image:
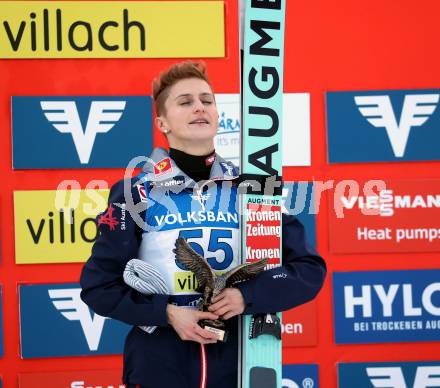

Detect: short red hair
[152, 61, 212, 116]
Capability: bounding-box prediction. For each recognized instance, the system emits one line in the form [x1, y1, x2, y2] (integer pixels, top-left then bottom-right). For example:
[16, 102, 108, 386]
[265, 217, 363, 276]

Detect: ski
[239, 1, 286, 388]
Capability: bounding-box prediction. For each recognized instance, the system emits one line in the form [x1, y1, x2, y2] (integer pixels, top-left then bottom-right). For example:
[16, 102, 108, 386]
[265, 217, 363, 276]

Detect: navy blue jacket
[80, 151, 326, 387]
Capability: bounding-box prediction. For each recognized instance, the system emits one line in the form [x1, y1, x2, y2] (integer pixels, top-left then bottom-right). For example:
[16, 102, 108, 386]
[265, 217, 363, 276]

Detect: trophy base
[199, 320, 228, 342]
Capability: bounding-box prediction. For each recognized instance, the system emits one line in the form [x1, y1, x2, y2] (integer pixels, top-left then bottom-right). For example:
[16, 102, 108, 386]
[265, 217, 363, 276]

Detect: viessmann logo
[19, 283, 130, 358]
[326, 89, 440, 163]
[338, 362, 440, 388]
[339, 189, 440, 217]
[12, 96, 152, 168]
[0, 2, 224, 58]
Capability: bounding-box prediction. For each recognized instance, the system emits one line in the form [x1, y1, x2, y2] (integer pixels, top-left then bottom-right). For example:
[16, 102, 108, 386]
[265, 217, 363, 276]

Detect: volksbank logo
[368, 366, 440, 387]
[326, 89, 440, 163]
[49, 288, 107, 351]
[12, 96, 152, 168]
[333, 270, 440, 344]
[338, 362, 440, 388]
[41, 100, 126, 164]
[19, 283, 130, 358]
[355, 94, 439, 157]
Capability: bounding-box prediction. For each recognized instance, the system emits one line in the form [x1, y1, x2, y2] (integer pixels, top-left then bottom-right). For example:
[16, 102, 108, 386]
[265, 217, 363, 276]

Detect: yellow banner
[14, 189, 109, 264]
[1, 1, 224, 58]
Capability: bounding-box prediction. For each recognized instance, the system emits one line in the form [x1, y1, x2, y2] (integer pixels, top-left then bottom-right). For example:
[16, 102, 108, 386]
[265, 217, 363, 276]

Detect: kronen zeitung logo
[0, 2, 224, 58]
[340, 189, 440, 216]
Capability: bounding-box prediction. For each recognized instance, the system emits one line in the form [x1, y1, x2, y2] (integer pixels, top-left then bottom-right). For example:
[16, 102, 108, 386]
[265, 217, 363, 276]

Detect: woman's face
[156, 77, 219, 153]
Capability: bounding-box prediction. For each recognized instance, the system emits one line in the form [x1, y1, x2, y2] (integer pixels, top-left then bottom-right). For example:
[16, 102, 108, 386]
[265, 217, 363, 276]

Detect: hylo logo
[344, 283, 440, 318]
[41, 100, 126, 163]
[355, 94, 439, 157]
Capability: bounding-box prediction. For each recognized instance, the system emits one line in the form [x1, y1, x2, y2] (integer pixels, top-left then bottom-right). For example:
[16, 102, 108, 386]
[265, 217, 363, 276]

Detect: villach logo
[12, 96, 152, 168]
[326, 89, 440, 163]
[338, 362, 440, 388]
[0, 2, 224, 59]
[19, 283, 130, 358]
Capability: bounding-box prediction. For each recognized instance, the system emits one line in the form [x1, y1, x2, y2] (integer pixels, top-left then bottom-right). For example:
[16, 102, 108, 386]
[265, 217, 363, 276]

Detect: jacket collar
[141, 148, 239, 187]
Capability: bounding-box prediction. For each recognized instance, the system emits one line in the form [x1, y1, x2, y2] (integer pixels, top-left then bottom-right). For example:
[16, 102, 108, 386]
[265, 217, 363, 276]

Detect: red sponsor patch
[282, 300, 317, 347]
[329, 179, 440, 253]
[19, 369, 125, 388]
[97, 205, 119, 231]
[245, 202, 281, 267]
[154, 157, 173, 176]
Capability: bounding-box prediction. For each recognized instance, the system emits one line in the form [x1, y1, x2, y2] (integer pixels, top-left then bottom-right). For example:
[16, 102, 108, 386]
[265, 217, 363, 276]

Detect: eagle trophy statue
[173, 237, 268, 342]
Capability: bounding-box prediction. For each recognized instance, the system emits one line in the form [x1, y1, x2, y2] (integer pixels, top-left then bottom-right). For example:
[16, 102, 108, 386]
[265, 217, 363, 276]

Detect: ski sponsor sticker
[338, 361, 440, 388]
[12, 96, 152, 169]
[282, 301, 317, 347]
[14, 189, 108, 264]
[245, 198, 281, 269]
[19, 283, 130, 358]
[282, 364, 319, 388]
[333, 270, 440, 344]
[19, 369, 125, 388]
[326, 89, 440, 163]
[329, 179, 440, 253]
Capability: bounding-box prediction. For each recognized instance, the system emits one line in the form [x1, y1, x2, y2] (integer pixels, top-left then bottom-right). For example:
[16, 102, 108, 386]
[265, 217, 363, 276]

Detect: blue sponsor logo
[0, 286, 3, 357]
[333, 270, 440, 344]
[19, 283, 130, 358]
[284, 182, 316, 248]
[12, 96, 152, 168]
[283, 364, 319, 388]
[326, 90, 440, 163]
[338, 361, 440, 388]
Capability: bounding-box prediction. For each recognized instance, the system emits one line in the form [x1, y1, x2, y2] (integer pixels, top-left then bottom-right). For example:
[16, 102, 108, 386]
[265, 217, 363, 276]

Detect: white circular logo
[282, 378, 299, 388]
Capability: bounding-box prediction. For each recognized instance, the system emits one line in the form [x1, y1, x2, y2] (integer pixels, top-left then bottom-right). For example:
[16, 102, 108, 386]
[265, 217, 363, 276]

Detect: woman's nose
[193, 99, 205, 112]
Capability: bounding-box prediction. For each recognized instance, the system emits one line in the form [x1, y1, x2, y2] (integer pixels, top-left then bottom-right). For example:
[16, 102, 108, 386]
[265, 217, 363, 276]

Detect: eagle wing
[173, 237, 214, 288]
[224, 258, 268, 287]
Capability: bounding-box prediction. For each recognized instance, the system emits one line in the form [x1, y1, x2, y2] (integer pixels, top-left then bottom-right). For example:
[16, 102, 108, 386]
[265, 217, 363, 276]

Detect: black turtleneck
[169, 148, 216, 183]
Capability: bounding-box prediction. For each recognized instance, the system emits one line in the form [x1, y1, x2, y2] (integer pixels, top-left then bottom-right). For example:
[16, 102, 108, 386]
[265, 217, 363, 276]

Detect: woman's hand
[166, 304, 220, 344]
[209, 288, 245, 320]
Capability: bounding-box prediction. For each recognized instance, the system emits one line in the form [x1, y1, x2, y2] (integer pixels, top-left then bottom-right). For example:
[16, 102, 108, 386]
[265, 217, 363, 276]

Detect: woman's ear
[155, 116, 169, 134]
